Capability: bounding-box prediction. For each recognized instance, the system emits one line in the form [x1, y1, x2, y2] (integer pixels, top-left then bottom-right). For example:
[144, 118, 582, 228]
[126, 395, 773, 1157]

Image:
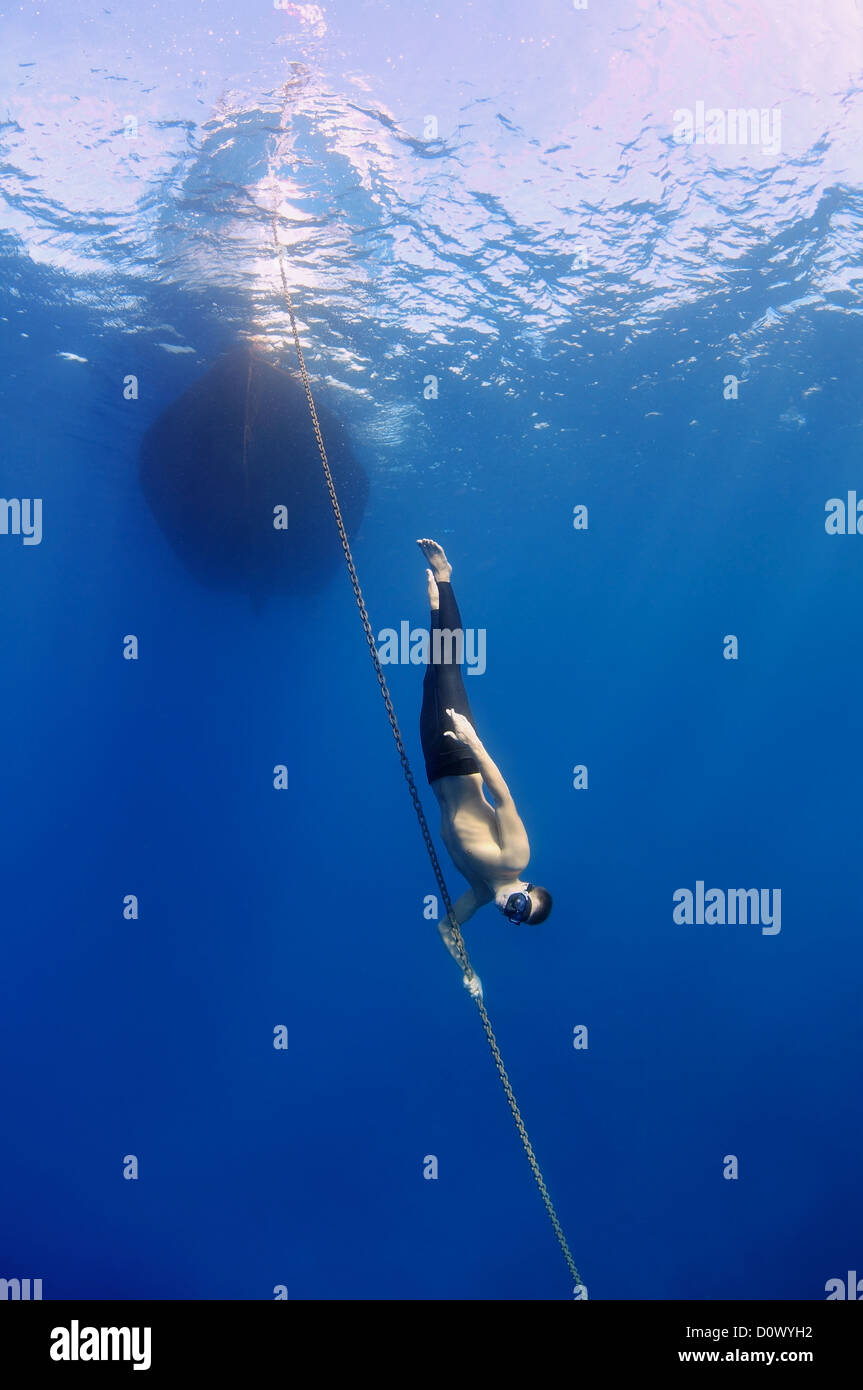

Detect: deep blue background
[1, 0, 861, 1300]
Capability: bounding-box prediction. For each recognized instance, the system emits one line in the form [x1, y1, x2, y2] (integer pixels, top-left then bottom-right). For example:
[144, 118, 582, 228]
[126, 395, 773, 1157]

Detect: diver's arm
[444, 710, 509, 799]
[437, 890, 479, 961]
[463, 745, 530, 861]
[437, 908, 484, 1001]
[489, 791, 530, 864]
[444, 712, 530, 862]
[437, 915, 465, 963]
[453, 883, 493, 925]
[472, 744, 515, 809]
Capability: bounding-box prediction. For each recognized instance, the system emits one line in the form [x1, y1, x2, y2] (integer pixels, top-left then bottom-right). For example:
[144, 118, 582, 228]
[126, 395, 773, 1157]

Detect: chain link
[271, 215, 582, 1295]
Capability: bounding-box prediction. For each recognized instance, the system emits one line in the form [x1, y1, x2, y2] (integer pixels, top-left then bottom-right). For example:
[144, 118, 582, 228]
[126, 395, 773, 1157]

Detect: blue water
[1, 0, 861, 1300]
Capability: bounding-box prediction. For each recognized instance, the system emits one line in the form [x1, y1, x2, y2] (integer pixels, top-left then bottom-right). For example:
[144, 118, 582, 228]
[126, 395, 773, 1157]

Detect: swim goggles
[502, 884, 534, 924]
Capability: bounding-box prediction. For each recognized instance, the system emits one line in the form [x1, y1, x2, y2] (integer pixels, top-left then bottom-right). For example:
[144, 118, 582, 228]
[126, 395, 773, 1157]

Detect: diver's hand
[445, 709, 480, 749]
[463, 971, 483, 1001]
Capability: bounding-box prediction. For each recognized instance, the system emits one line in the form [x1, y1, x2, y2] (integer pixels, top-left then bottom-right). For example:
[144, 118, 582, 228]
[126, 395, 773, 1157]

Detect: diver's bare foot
[426, 568, 439, 610]
[417, 538, 452, 582]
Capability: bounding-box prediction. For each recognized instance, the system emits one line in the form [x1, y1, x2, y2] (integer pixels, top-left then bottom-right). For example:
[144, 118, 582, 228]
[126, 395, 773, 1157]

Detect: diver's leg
[416, 537, 471, 716]
[432, 579, 475, 723]
[420, 570, 441, 766]
[417, 537, 451, 583]
[418, 542, 479, 783]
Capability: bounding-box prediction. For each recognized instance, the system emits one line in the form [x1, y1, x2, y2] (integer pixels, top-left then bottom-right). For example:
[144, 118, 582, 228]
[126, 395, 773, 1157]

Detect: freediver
[417, 539, 552, 999]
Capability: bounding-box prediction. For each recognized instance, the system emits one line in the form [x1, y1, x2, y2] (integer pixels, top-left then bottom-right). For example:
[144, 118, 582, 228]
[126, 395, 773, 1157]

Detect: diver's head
[495, 882, 553, 925]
